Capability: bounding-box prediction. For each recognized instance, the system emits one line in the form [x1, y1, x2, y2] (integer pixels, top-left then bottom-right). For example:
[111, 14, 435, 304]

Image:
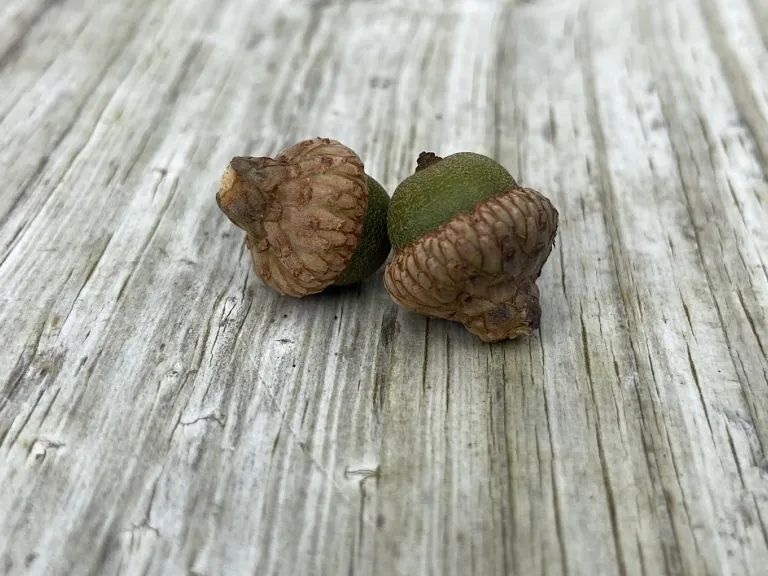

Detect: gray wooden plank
[0, 0, 767, 575]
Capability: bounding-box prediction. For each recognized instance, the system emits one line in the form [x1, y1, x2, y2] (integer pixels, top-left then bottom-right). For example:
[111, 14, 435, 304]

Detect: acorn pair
[216, 138, 558, 343]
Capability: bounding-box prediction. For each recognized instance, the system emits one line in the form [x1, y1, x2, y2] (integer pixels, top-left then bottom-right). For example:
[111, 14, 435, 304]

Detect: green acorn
[216, 138, 391, 297]
[385, 151, 559, 342]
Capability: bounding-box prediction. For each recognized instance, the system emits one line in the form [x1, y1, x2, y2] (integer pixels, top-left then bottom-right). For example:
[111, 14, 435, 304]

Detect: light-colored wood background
[1, 0, 767, 574]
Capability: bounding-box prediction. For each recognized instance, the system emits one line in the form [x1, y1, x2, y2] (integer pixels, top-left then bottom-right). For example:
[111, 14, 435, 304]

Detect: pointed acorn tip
[415, 151, 443, 172]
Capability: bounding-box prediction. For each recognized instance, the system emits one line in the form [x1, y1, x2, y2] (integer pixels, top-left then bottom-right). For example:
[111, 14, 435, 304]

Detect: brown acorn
[216, 138, 391, 297]
[384, 151, 559, 342]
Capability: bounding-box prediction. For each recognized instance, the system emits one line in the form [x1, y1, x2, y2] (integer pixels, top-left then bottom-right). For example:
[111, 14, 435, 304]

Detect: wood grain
[1, 0, 767, 574]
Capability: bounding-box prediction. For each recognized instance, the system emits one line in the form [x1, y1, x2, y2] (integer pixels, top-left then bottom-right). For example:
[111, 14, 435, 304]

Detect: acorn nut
[384, 151, 559, 343]
[216, 138, 391, 297]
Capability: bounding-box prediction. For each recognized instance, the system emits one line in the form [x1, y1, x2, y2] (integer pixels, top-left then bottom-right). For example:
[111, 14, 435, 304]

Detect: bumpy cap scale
[216, 138, 369, 297]
[384, 152, 559, 342]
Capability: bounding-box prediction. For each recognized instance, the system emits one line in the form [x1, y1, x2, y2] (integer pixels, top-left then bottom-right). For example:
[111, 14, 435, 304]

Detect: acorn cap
[384, 185, 558, 342]
[216, 138, 368, 297]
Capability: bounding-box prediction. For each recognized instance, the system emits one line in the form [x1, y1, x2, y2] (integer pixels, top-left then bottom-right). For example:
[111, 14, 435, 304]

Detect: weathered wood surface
[1, 0, 767, 574]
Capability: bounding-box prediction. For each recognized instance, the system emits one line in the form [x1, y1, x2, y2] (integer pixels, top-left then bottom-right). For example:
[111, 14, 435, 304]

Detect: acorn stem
[415, 151, 443, 172]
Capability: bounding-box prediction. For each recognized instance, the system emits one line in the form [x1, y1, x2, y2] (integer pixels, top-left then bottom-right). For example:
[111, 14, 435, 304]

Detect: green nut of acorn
[216, 137, 391, 297]
[384, 151, 559, 342]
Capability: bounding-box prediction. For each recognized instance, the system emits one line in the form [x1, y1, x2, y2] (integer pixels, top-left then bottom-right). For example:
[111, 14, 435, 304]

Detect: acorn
[384, 151, 559, 342]
[216, 138, 391, 297]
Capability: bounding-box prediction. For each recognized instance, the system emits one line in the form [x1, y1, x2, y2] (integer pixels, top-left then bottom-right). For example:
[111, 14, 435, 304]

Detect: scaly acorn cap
[216, 138, 369, 297]
[384, 152, 559, 342]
